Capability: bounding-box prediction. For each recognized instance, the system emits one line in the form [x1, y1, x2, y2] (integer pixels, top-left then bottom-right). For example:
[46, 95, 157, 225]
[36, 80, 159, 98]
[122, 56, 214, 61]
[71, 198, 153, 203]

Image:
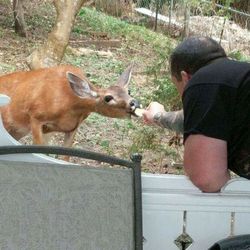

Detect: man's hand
[142, 102, 166, 125]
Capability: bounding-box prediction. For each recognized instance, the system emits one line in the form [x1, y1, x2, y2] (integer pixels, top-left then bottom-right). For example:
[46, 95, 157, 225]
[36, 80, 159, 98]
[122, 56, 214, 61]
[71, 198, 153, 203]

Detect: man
[143, 36, 250, 193]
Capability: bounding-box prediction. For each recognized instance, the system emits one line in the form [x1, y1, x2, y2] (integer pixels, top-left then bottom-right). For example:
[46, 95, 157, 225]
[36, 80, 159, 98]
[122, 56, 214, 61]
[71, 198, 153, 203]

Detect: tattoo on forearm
[159, 110, 184, 133]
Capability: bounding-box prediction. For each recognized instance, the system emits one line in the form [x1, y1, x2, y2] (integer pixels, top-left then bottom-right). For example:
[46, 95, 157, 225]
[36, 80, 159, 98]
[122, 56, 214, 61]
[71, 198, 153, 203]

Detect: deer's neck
[74, 98, 97, 115]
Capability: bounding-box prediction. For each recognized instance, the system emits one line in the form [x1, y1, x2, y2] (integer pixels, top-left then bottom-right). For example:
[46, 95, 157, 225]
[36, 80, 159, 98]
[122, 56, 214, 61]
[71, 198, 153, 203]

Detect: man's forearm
[154, 109, 184, 133]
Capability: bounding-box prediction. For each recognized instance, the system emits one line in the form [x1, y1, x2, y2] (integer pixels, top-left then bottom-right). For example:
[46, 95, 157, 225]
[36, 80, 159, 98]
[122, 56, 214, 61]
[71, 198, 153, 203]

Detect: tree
[13, 0, 27, 37]
[27, 0, 88, 70]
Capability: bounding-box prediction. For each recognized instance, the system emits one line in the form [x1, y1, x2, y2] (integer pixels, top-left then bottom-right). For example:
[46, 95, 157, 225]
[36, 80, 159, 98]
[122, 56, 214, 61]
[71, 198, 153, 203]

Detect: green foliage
[77, 8, 134, 36]
[141, 39, 180, 109]
[129, 126, 162, 154]
[128, 125, 182, 169]
[152, 78, 181, 110]
[228, 50, 250, 62]
[0, 63, 16, 73]
[99, 140, 113, 154]
[75, 7, 172, 51]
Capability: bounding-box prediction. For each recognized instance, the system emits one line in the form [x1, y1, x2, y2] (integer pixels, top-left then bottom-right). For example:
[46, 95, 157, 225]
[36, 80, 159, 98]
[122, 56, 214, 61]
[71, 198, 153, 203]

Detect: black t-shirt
[182, 58, 250, 179]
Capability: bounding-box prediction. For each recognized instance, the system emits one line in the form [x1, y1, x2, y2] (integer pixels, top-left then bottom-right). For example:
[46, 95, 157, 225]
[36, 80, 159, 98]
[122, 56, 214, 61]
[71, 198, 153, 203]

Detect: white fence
[142, 174, 250, 249]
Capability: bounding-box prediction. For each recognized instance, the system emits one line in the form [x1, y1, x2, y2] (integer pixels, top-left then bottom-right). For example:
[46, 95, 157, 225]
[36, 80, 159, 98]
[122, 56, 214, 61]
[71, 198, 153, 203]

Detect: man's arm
[154, 110, 184, 133]
[184, 134, 230, 192]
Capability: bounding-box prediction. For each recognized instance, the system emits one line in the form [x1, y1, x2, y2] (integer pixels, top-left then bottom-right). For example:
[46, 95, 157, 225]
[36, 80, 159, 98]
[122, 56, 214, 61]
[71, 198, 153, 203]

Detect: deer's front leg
[62, 128, 78, 161]
[30, 118, 46, 145]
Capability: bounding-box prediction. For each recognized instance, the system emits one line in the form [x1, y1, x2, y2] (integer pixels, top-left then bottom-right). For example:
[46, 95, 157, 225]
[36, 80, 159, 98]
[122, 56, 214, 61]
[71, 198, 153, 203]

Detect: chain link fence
[135, 0, 250, 29]
[133, 0, 250, 56]
[93, 0, 249, 28]
[92, 0, 249, 56]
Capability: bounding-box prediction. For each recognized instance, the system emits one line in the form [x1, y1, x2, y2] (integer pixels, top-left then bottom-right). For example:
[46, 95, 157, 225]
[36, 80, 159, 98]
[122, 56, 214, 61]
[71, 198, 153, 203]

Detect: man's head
[170, 36, 227, 94]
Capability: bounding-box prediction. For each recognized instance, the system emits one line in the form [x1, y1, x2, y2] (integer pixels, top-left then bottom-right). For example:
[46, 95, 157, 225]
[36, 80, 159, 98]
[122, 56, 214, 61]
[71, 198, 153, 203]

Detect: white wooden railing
[0, 94, 250, 249]
[142, 174, 250, 249]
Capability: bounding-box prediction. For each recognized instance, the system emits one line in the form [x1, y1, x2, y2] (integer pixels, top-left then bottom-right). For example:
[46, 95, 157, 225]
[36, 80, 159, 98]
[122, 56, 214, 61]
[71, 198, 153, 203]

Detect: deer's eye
[128, 89, 131, 95]
[104, 95, 114, 103]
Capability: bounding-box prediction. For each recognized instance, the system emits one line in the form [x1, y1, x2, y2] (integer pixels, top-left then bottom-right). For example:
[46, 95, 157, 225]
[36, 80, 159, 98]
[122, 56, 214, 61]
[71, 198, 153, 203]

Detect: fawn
[0, 64, 140, 152]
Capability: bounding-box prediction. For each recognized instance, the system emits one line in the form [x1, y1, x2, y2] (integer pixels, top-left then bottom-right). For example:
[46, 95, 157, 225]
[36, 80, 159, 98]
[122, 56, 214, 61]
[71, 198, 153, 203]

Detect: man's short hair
[170, 36, 227, 80]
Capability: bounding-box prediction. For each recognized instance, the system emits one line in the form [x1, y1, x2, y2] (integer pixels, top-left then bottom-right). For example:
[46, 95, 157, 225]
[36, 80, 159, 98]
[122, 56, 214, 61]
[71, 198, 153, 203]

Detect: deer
[0, 64, 140, 157]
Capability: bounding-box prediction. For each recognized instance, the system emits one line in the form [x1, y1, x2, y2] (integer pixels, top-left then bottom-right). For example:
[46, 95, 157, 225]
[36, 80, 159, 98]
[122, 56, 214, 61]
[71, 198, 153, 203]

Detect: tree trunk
[13, 0, 27, 37]
[27, 0, 87, 70]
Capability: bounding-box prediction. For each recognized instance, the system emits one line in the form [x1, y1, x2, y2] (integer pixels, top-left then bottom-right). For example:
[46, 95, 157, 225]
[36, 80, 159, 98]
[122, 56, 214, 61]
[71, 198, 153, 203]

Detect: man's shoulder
[187, 58, 250, 89]
[200, 58, 249, 73]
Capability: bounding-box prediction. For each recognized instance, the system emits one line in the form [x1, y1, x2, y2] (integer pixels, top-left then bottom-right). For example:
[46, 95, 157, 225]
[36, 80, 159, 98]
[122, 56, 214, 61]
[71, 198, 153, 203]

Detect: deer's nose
[129, 99, 140, 110]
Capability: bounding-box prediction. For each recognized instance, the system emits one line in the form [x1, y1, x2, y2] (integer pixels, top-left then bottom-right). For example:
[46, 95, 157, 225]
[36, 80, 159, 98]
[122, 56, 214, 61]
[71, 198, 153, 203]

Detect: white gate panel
[234, 212, 250, 235]
[186, 211, 231, 250]
[142, 175, 250, 250]
[143, 209, 182, 250]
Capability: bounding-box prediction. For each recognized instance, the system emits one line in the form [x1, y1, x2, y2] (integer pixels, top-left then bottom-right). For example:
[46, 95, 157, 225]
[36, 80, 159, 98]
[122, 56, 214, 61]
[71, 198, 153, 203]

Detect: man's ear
[180, 71, 191, 84]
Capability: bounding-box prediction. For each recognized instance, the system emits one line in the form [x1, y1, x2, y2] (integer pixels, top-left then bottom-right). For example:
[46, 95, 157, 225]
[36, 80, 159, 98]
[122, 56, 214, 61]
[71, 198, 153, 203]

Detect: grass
[228, 50, 250, 63]
[75, 8, 174, 55]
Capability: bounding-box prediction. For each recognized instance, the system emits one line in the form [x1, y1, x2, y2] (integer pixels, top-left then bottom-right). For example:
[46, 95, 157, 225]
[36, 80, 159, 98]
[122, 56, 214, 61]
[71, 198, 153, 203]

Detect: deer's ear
[116, 63, 134, 89]
[66, 72, 97, 98]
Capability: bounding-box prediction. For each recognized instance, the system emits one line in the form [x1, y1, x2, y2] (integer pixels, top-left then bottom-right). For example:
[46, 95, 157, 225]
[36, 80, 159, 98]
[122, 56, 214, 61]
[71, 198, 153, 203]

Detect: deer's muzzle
[129, 99, 141, 116]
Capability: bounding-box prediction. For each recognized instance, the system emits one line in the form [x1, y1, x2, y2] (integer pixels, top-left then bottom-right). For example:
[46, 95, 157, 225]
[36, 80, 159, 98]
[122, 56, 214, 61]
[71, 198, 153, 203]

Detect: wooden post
[154, 0, 160, 31]
[183, 3, 190, 39]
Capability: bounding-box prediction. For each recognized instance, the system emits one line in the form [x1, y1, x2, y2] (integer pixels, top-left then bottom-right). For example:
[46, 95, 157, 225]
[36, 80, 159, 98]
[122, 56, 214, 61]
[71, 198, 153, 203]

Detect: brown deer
[0, 64, 140, 152]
